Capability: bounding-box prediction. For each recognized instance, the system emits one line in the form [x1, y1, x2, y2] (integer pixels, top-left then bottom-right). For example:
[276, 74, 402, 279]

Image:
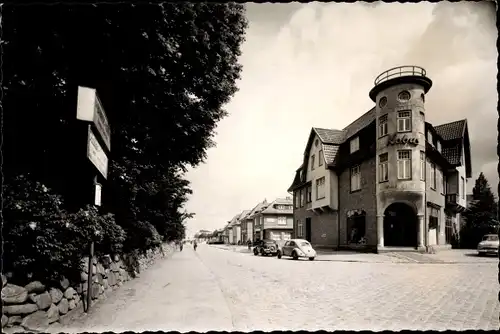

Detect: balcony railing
[374, 65, 427, 86]
[446, 193, 458, 205]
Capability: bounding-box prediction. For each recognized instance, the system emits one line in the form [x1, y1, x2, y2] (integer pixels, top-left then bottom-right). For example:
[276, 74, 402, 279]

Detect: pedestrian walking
[193, 240, 198, 251]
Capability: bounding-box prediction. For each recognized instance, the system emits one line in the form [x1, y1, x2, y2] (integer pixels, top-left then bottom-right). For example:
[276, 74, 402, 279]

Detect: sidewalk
[212, 244, 253, 254]
[49, 247, 234, 333]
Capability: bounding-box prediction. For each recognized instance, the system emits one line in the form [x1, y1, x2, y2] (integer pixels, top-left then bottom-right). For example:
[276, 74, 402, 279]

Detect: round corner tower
[370, 66, 432, 249]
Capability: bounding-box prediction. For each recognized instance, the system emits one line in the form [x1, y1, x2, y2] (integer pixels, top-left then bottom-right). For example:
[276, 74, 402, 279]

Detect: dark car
[253, 239, 279, 256]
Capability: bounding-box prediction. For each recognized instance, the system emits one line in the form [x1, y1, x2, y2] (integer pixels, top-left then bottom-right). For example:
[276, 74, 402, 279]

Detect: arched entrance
[384, 203, 417, 247]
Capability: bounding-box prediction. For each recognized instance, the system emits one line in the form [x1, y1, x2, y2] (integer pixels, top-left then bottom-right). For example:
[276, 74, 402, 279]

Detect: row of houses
[218, 197, 295, 245]
[204, 66, 473, 253]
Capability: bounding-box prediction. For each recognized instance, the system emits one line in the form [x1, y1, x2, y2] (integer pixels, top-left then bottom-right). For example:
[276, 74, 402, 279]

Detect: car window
[289, 241, 296, 247]
[483, 235, 499, 241]
[284, 241, 290, 246]
[300, 241, 310, 247]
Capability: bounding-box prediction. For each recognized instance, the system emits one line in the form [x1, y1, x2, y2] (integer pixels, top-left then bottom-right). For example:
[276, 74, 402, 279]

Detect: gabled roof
[247, 199, 268, 219]
[341, 107, 376, 141]
[312, 128, 345, 144]
[228, 213, 240, 227]
[434, 119, 467, 141]
[322, 144, 340, 166]
[260, 197, 293, 215]
[238, 210, 251, 221]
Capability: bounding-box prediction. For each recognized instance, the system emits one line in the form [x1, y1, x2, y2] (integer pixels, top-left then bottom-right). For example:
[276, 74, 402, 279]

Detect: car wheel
[292, 251, 298, 260]
[309, 257, 315, 261]
[254, 249, 258, 256]
[277, 251, 282, 259]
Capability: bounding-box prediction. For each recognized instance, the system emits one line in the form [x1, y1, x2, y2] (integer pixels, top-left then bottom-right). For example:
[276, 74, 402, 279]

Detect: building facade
[247, 199, 268, 242]
[288, 66, 471, 253]
[252, 197, 294, 242]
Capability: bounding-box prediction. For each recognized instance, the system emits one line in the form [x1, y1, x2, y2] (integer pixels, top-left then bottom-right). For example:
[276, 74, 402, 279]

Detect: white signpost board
[87, 125, 108, 179]
[94, 183, 102, 206]
[77, 86, 111, 151]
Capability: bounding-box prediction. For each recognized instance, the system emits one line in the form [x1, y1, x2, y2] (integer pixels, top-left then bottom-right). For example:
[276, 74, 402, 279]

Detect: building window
[350, 137, 359, 153]
[420, 151, 425, 181]
[306, 185, 312, 203]
[379, 96, 387, 108]
[437, 141, 442, 153]
[379, 114, 388, 137]
[318, 150, 324, 166]
[294, 192, 299, 209]
[461, 176, 465, 199]
[347, 210, 366, 244]
[278, 217, 287, 225]
[379, 153, 388, 182]
[427, 131, 433, 145]
[430, 162, 436, 189]
[297, 220, 304, 237]
[316, 177, 326, 199]
[397, 150, 411, 180]
[429, 207, 439, 230]
[351, 165, 361, 191]
[397, 111, 411, 132]
[299, 189, 304, 207]
[311, 155, 315, 170]
[445, 215, 453, 245]
[398, 90, 411, 102]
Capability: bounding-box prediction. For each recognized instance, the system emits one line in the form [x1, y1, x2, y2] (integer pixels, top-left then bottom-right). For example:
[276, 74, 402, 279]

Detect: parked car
[253, 239, 279, 256]
[477, 234, 499, 256]
[277, 239, 316, 261]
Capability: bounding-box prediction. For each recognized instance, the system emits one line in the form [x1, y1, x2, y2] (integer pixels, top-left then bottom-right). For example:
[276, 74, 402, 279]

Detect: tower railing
[374, 65, 427, 86]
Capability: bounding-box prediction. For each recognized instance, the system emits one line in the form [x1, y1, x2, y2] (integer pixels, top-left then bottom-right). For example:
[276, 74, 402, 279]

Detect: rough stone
[113, 254, 120, 262]
[110, 262, 120, 272]
[58, 298, 69, 315]
[74, 293, 81, 303]
[82, 283, 88, 292]
[60, 277, 70, 290]
[33, 291, 52, 310]
[3, 303, 38, 316]
[117, 281, 123, 287]
[108, 272, 117, 286]
[49, 288, 63, 304]
[2, 284, 29, 304]
[99, 285, 105, 295]
[97, 273, 104, 285]
[2, 314, 8, 327]
[102, 278, 109, 289]
[92, 275, 99, 283]
[104, 268, 110, 278]
[92, 265, 97, 275]
[47, 304, 59, 323]
[7, 315, 21, 326]
[96, 263, 105, 275]
[80, 271, 89, 282]
[91, 284, 100, 299]
[20, 310, 49, 331]
[101, 255, 112, 268]
[28, 293, 37, 303]
[64, 287, 76, 300]
[24, 281, 45, 294]
[105, 287, 113, 295]
[81, 257, 89, 273]
[68, 299, 76, 310]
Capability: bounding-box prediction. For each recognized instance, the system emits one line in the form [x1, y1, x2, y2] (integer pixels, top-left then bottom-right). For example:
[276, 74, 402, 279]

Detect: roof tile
[434, 119, 466, 140]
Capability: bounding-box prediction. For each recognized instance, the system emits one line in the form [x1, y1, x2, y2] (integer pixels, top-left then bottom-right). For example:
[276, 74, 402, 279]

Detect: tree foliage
[3, 3, 247, 278]
[461, 173, 499, 248]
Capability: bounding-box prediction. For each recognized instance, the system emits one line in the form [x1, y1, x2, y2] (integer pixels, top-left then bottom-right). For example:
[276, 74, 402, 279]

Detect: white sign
[77, 86, 111, 151]
[321, 233, 327, 238]
[87, 126, 108, 179]
[94, 184, 102, 206]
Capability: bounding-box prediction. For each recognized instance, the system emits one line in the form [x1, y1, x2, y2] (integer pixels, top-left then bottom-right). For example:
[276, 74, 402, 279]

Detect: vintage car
[477, 234, 499, 256]
[277, 239, 316, 261]
[253, 239, 279, 256]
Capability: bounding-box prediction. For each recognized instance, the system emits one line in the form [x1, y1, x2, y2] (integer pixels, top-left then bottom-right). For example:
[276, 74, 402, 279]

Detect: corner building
[288, 66, 471, 253]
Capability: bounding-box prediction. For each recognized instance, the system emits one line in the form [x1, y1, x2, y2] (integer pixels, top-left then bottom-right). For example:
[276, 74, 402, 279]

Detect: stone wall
[1, 243, 175, 332]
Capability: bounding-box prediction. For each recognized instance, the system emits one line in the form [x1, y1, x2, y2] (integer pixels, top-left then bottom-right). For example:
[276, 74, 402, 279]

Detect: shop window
[347, 210, 367, 245]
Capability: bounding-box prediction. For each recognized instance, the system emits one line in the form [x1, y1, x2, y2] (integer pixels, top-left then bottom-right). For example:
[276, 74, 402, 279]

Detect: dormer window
[311, 155, 315, 170]
[350, 137, 359, 153]
[319, 150, 324, 166]
[427, 131, 433, 146]
[437, 141, 442, 153]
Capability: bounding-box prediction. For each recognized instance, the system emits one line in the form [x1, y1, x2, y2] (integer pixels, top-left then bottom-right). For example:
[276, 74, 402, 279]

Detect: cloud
[184, 2, 498, 233]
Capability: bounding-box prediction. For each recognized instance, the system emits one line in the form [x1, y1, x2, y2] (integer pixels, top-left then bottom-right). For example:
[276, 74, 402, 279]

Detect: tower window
[397, 150, 412, 180]
[379, 96, 387, 108]
[379, 114, 388, 137]
[397, 111, 411, 132]
[379, 153, 388, 182]
[398, 90, 411, 102]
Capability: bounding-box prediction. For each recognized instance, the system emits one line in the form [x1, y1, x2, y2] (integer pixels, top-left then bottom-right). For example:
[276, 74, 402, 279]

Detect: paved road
[53, 244, 499, 332]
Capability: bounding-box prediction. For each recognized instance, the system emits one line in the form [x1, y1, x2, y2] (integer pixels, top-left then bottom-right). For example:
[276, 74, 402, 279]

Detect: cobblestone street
[52, 244, 499, 332]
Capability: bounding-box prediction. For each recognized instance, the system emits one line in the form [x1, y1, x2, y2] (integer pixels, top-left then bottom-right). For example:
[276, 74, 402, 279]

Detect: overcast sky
[183, 2, 497, 237]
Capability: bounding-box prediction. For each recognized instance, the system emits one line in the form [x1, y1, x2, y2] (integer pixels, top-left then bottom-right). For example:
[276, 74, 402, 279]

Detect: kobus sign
[387, 134, 419, 146]
[77, 86, 111, 151]
[87, 126, 108, 179]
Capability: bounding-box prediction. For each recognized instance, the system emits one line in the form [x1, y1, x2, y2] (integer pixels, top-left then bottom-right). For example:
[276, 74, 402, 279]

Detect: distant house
[239, 210, 253, 243]
[247, 199, 268, 242]
[252, 197, 294, 242]
[228, 214, 239, 244]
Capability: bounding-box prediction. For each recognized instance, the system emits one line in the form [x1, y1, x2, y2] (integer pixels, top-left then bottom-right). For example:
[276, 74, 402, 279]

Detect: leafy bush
[3, 175, 126, 285]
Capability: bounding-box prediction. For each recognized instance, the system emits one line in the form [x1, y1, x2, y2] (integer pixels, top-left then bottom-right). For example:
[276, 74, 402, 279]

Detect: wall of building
[426, 158, 446, 246]
[339, 157, 377, 247]
[263, 214, 294, 229]
[246, 220, 253, 242]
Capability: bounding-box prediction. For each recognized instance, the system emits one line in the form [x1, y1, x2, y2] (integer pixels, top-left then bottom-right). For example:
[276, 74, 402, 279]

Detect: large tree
[461, 173, 499, 248]
[3, 4, 247, 245]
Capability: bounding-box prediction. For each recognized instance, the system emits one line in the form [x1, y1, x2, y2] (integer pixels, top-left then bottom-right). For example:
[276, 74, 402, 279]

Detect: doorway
[384, 202, 417, 247]
[305, 218, 312, 242]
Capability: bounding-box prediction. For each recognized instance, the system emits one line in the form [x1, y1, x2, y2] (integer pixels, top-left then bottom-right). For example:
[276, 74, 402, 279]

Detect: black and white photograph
[2, 1, 499, 333]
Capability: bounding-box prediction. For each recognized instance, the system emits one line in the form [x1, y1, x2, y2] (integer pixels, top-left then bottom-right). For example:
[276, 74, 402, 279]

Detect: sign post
[76, 86, 110, 313]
